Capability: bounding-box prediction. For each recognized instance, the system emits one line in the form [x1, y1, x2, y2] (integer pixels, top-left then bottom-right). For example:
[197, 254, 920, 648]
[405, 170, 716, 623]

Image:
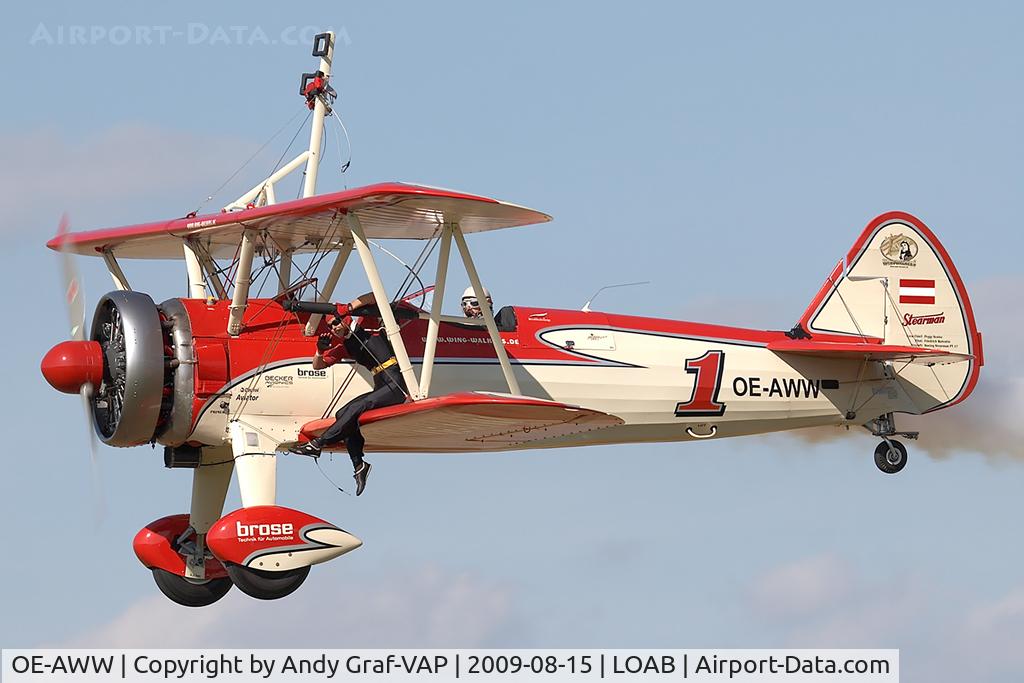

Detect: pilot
[461, 286, 492, 318]
[289, 293, 407, 496]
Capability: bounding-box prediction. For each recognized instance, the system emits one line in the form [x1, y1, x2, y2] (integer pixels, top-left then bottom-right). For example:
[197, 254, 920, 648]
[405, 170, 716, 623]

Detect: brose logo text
[236, 521, 294, 538]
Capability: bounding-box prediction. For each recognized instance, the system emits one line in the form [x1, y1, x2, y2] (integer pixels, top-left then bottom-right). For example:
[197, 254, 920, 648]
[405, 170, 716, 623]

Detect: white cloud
[958, 587, 1024, 675]
[746, 554, 1024, 682]
[789, 276, 1024, 462]
[58, 565, 524, 649]
[746, 553, 925, 648]
[747, 553, 853, 620]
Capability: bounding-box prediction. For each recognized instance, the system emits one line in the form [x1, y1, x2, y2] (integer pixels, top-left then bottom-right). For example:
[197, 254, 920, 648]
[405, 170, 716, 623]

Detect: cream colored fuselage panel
[191, 328, 912, 450]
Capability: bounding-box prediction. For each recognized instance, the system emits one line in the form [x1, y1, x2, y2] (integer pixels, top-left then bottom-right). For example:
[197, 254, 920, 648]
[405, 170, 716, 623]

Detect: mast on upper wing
[221, 31, 339, 333]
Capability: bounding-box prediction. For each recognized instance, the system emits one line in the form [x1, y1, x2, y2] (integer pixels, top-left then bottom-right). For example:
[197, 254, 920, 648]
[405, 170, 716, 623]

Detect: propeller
[57, 215, 86, 341]
[54, 214, 107, 524]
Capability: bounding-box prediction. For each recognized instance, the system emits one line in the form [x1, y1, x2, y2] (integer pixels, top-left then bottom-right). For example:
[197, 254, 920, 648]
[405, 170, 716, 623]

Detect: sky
[1, 1, 1022, 681]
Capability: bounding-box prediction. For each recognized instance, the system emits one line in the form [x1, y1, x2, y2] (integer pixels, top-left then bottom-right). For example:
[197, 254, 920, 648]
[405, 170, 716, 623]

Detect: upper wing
[299, 392, 624, 453]
[47, 182, 552, 259]
[767, 339, 973, 366]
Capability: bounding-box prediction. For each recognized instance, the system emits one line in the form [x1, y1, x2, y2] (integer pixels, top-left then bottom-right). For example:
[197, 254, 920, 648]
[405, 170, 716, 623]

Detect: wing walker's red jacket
[316, 326, 406, 447]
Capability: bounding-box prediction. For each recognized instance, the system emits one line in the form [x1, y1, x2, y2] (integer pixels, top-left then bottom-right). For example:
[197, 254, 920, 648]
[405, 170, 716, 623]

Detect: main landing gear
[865, 413, 918, 475]
[134, 515, 235, 608]
[136, 514, 317, 606]
[225, 564, 311, 600]
[152, 568, 233, 608]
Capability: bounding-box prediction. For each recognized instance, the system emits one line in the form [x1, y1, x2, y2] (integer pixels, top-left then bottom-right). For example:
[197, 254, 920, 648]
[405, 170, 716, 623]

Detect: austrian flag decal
[899, 278, 936, 304]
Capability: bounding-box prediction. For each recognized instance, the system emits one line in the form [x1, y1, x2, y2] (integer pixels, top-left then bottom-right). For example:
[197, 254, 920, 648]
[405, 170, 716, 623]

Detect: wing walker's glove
[317, 334, 333, 352]
[335, 303, 351, 316]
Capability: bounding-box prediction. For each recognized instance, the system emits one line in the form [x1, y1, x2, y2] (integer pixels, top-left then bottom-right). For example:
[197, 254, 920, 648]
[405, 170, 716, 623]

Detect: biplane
[40, 33, 983, 607]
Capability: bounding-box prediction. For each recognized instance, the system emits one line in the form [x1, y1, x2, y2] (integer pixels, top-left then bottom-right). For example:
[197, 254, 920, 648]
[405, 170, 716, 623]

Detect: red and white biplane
[40, 33, 982, 606]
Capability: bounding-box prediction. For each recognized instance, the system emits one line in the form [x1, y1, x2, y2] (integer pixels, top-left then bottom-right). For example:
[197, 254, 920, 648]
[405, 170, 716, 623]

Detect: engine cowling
[43, 291, 199, 448]
[89, 291, 166, 446]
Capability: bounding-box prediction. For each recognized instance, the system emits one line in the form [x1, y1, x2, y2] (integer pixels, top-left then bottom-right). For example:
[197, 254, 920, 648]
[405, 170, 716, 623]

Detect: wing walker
[40, 33, 983, 606]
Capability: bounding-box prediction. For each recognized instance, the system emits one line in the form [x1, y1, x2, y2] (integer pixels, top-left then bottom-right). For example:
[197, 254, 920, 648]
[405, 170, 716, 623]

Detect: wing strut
[419, 225, 453, 397]
[277, 245, 294, 295]
[183, 241, 208, 298]
[191, 241, 227, 299]
[101, 250, 131, 291]
[348, 213, 421, 397]
[304, 239, 353, 336]
[227, 230, 256, 336]
[453, 225, 521, 396]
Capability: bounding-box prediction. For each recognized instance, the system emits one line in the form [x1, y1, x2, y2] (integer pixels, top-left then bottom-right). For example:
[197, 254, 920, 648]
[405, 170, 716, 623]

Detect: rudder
[796, 211, 982, 413]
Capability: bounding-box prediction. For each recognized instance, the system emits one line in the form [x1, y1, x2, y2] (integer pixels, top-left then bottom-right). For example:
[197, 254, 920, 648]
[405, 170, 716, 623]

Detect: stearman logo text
[903, 311, 945, 326]
[880, 233, 919, 264]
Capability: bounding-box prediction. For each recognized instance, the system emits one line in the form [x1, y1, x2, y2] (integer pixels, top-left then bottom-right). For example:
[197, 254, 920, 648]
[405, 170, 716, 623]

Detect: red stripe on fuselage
[180, 299, 822, 428]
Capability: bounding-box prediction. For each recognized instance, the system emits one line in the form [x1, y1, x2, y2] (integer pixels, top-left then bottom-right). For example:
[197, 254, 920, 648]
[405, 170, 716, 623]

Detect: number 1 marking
[675, 350, 727, 417]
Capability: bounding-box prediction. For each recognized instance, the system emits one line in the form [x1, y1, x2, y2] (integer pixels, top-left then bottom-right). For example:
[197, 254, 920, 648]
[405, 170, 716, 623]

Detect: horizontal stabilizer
[768, 339, 972, 366]
[298, 392, 623, 452]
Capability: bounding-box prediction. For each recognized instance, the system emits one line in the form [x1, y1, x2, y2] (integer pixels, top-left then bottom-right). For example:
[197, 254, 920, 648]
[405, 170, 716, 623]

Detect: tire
[225, 564, 310, 600]
[874, 439, 908, 474]
[151, 568, 232, 607]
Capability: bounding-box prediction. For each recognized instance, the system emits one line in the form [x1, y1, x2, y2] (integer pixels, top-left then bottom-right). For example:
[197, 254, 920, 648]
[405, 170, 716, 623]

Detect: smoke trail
[791, 276, 1024, 460]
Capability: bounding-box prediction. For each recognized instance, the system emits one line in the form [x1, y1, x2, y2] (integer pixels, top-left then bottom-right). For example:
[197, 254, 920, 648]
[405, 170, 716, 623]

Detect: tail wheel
[151, 568, 232, 607]
[874, 439, 908, 474]
[225, 564, 310, 600]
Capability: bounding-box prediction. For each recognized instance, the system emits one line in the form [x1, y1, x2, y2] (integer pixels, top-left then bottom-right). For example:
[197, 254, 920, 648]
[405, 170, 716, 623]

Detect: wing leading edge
[47, 182, 552, 259]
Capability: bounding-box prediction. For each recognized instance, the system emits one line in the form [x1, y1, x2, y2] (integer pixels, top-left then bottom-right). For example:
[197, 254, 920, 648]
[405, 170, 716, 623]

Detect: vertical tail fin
[796, 212, 982, 412]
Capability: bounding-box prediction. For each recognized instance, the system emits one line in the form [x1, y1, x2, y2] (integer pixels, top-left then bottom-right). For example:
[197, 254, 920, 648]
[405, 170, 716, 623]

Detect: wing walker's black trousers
[317, 371, 406, 465]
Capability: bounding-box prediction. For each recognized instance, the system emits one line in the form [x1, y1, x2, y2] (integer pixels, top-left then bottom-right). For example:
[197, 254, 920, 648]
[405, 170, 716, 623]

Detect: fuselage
[180, 299, 895, 450]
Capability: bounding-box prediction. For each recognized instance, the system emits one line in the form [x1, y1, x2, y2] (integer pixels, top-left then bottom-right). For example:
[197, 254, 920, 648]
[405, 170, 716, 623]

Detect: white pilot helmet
[461, 286, 492, 318]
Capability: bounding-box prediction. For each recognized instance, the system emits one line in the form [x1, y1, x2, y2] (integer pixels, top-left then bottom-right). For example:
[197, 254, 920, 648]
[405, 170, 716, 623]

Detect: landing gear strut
[134, 516, 234, 607]
[865, 412, 917, 475]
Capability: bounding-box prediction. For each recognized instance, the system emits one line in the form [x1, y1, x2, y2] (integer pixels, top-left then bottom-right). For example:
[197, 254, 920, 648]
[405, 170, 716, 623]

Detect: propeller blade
[56, 214, 106, 524]
[80, 383, 106, 525]
[56, 214, 86, 341]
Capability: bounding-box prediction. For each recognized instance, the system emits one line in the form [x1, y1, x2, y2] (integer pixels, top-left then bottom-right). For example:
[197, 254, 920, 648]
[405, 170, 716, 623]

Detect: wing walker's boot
[353, 461, 372, 497]
[289, 438, 323, 457]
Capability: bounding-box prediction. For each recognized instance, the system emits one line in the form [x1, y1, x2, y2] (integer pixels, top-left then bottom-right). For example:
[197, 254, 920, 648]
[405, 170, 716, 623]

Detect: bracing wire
[331, 109, 352, 174]
[189, 106, 309, 216]
[322, 364, 358, 418]
[369, 238, 431, 307]
[394, 233, 441, 303]
[296, 115, 330, 200]
[315, 456, 352, 496]
[269, 109, 314, 177]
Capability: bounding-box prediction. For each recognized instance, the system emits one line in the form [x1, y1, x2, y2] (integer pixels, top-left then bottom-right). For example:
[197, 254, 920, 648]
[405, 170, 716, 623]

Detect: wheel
[225, 564, 310, 600]
[151, 568, 232, 607]
[874, 439, 908, 474]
